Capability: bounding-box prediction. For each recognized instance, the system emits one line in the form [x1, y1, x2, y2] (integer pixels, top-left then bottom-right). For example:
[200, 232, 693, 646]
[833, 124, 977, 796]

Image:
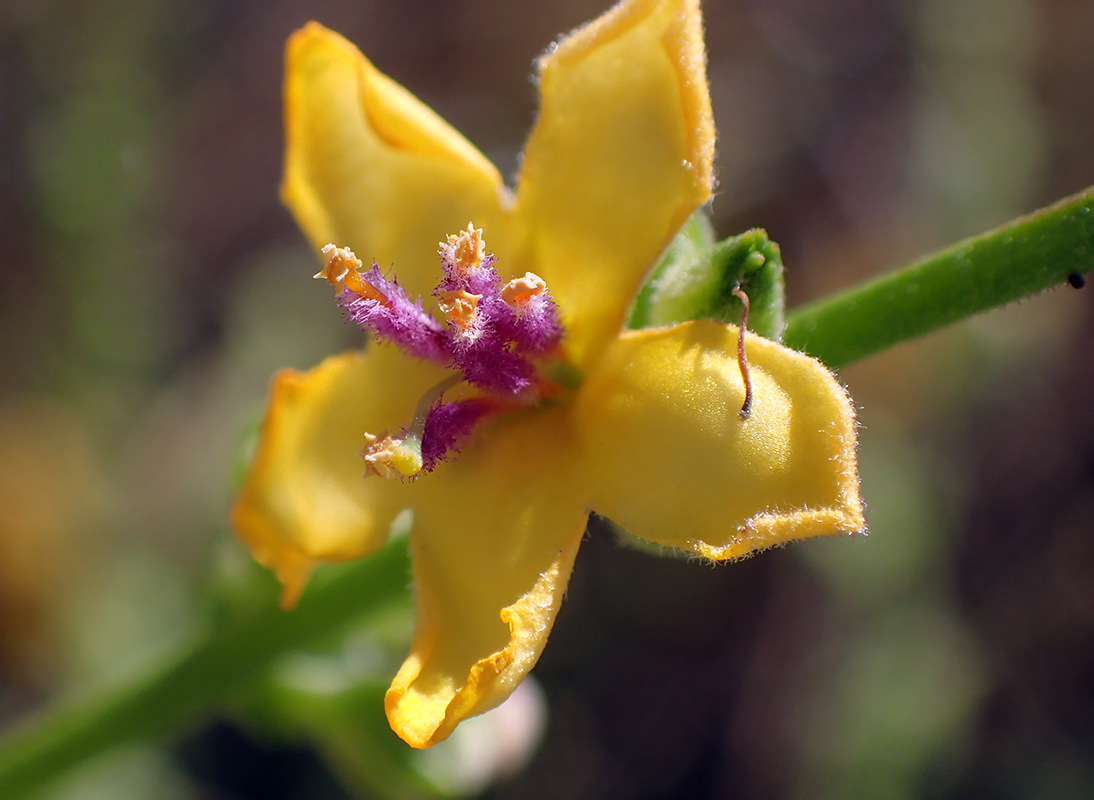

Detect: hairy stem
[784, 187, 1094, 369]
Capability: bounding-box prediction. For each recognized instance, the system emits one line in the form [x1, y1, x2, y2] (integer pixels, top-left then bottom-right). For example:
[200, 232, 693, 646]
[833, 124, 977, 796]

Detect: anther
[440, 222, 486, 273]
[501, 272, 548, 308]
[436, 289, 482, 330]
[315, 244, 360, 285]
[317, 244, 389, 305]
[731, 283, 753, 420]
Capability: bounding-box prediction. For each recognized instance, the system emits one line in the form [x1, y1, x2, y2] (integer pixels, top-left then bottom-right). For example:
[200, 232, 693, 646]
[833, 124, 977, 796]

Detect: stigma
[361, 432, 423, 480]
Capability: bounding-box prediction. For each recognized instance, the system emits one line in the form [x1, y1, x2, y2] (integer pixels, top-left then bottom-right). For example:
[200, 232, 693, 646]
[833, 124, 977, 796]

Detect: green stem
[0, 537, 411, 797]
[784, 187, 1094, 369]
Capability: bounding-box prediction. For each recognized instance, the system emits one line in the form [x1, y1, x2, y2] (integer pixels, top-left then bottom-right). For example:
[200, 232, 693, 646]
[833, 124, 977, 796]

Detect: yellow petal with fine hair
[231, 347, 449, 608]
[384, 405, 588, 748]
[574, 321, 864, 558]
[235, 0, 866, 752]
[281, 22, 512, 298]
[515, 0, 715, 368]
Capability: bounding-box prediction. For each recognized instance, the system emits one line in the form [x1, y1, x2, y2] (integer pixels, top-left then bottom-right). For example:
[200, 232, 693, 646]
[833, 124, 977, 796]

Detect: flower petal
[515, 0, 715, 367]
[232, 347, 448, 608]
[282, 22, 511, 296]
[574, 322, 864, 557]
[384, 406, 588, 748]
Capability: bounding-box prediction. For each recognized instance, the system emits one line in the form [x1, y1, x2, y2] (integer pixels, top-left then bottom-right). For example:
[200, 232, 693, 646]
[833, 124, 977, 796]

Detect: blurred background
[1, 0, 1092, 797]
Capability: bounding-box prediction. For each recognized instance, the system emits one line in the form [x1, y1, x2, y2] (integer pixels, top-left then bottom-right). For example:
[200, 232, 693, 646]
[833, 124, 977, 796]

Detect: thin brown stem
[731, 284, 752, 420]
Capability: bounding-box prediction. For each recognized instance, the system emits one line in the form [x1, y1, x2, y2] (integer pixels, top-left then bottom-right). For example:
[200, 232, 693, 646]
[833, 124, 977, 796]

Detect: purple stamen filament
[324, 225, 570, 476]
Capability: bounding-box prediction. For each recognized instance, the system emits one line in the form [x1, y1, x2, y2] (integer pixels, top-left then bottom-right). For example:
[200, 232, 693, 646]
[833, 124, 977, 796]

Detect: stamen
[731, 283, 753, 420]
[315, 244, 359, 284]
[436, 289, 483, 330]
[361, 431, 423, 479]
[327, 224, 577, 477]
[439, 222, 486, 273]
[317, 244, 389, 305]
[501, 272, 548, 308]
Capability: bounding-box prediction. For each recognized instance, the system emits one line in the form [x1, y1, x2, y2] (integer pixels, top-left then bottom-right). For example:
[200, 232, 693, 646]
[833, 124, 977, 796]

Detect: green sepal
[629, 212, 787, 340]
[706, 229, 786, 340]
[628, 211, 715, 329]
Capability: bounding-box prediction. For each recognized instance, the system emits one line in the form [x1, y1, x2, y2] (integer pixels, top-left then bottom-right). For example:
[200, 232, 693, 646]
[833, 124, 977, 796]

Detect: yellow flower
[232, 0, 864, 749]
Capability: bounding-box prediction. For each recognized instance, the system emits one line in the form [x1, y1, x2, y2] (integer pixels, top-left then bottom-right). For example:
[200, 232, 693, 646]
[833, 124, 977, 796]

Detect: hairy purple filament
[335, 229, 564, 473]
[419, 398, 495, 472]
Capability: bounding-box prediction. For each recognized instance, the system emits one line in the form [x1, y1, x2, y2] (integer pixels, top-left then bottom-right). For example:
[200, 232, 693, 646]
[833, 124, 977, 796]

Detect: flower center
[316, 224, 571, 479]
